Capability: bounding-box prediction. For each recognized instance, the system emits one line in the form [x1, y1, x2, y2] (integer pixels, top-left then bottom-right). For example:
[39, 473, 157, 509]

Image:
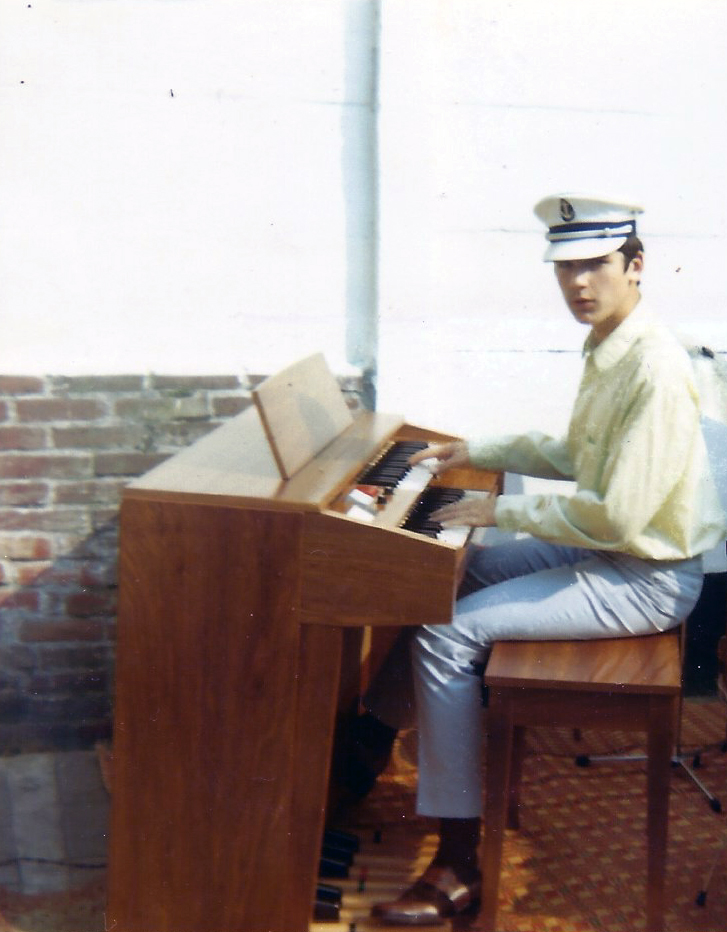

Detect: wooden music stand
[252, 353, 353, 478]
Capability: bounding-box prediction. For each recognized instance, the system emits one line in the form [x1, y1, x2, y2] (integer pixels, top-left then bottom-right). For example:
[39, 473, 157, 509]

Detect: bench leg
[645, 695, 675, 932]
[480, 690, 514, 932]
[507, 726, 526, 830]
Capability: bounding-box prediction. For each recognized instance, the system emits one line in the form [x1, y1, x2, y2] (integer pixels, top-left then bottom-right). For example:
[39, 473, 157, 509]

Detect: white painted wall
[4, 0, 727, 443]
[1, 0, 377, 379]
[377, 0, 727, 438]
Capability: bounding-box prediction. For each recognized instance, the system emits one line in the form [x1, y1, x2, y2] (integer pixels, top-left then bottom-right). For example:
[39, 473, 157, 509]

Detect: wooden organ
[106, 355, 501, 932]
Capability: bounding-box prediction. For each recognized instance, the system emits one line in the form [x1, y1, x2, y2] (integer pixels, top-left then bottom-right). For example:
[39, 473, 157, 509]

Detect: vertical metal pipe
[342, 0, 380, 410]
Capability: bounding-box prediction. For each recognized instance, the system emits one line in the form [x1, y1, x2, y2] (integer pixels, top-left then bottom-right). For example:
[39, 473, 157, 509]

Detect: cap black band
[547, 220, 637, 243]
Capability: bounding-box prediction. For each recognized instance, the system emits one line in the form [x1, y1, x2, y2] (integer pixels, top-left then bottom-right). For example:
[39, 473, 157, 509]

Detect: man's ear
[627, 251, 644, 283]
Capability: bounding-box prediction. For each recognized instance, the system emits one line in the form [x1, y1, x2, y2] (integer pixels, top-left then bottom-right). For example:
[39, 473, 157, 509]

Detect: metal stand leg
[696, 838, 727, 906]
[575, 750, 722, 812]
[574, 625, 723, 813]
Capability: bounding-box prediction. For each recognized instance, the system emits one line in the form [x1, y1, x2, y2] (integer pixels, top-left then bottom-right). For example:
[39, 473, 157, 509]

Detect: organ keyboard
[107, 357, 501, 932]
[335, 438, 492, 548]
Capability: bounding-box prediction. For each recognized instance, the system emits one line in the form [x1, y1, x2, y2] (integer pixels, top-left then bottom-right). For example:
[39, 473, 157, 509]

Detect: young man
[362, 195, 727, 925]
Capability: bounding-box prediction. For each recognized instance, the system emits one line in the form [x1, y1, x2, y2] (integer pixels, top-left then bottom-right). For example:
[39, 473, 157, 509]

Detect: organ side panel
[285, 622, 346, 930]
[107, 498, 305, 932]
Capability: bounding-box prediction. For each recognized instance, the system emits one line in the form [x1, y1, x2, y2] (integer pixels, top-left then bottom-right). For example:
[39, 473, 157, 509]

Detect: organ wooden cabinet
[106, 356, 500, 932]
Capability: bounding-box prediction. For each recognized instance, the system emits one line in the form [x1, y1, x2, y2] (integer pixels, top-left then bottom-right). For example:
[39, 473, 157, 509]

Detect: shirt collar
[583, 301, 654, 370]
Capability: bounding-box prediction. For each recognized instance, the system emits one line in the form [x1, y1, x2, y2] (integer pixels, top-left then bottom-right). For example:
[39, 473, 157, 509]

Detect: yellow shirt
[468, 304, 726, 560]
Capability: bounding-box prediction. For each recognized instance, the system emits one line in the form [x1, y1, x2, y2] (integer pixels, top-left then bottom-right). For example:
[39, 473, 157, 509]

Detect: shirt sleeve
[493, 373, 702, 550]
[468, 431, 575, 480]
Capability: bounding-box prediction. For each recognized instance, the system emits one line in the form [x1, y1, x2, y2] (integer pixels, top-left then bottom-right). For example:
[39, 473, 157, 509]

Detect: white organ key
[436, 526, 470, 547]
[397, 461, 435, 492]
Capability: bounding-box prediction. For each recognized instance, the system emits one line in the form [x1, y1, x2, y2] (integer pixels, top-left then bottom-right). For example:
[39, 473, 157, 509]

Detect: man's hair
[618, 235, 644, 269]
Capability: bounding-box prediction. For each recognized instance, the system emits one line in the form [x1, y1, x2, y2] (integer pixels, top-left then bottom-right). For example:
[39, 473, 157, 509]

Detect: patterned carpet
[334, 698, 727, 932]
[0, 699, 725, 932]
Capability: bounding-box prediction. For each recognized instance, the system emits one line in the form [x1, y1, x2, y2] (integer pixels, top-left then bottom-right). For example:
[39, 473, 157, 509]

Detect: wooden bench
[480, 630, 682, 932]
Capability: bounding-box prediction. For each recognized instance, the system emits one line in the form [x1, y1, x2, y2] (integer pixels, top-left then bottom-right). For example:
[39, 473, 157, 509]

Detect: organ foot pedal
[312, 827, 441, 929]
[315, 830, 360, 921]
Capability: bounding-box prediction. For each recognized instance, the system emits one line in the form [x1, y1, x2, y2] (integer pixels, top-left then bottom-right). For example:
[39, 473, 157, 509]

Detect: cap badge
[559, 198, 575, 222]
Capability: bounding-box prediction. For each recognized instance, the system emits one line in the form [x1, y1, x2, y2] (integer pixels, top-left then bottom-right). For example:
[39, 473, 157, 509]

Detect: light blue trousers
[364, 538, 704, 818]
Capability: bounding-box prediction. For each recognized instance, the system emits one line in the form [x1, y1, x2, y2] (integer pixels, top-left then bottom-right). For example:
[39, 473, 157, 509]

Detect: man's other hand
[431, 493, 498, 528]
[408, 441, 471, 476]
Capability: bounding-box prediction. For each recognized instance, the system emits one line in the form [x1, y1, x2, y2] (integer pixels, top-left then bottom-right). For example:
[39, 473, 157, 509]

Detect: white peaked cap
[534, 194, 644, 261]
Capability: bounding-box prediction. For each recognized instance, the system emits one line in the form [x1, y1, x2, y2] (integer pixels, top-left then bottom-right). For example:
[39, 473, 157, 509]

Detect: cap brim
[543, 236, 628, 262]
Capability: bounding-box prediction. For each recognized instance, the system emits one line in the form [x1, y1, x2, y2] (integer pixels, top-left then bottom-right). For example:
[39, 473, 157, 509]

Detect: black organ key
[401, 487, 465, 538]
[323, 829, 359, 853]
[358, 440, 429, 490]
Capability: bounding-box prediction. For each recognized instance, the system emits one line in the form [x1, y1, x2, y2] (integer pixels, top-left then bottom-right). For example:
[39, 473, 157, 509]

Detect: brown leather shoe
[372, 865, 481, 926]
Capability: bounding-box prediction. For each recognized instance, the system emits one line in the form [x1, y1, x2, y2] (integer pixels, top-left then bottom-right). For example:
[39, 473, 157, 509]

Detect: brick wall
[0, 372, 365, 752]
